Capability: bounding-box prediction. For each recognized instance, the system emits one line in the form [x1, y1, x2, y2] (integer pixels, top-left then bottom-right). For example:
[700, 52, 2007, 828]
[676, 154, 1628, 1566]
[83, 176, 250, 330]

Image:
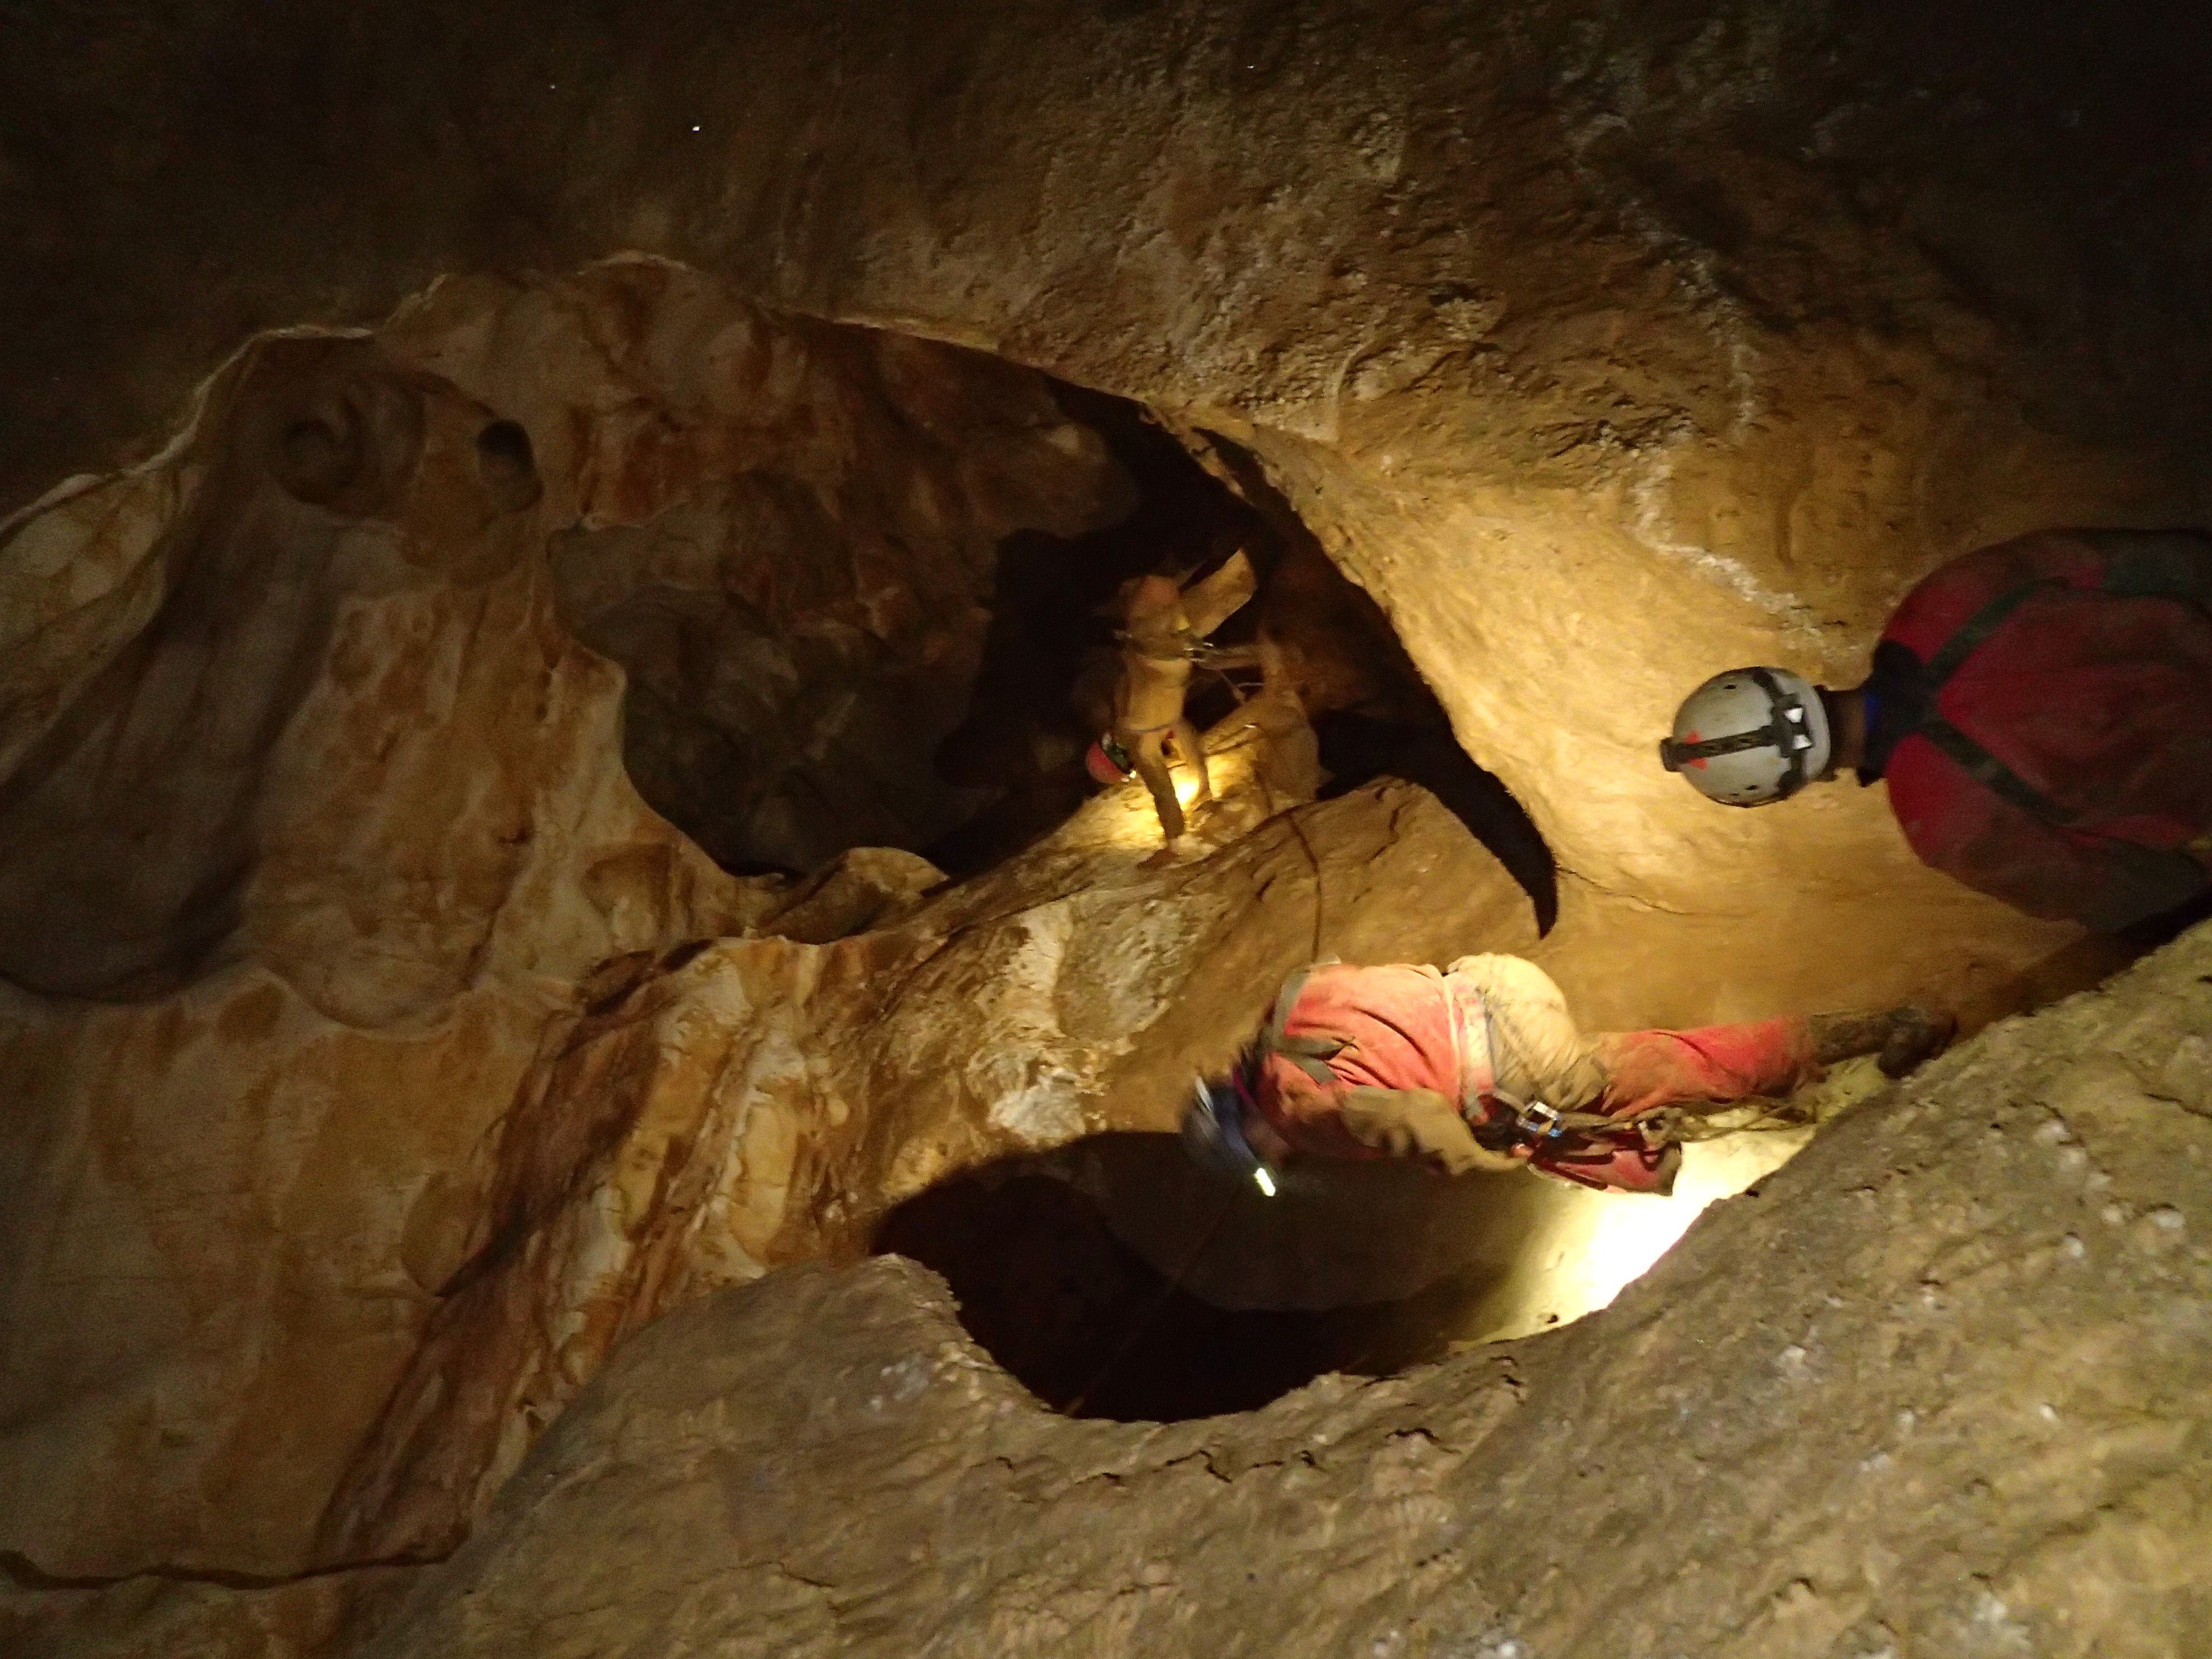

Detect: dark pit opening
[475, 418, 542, 512]
[872, 1132, 1548, 1422]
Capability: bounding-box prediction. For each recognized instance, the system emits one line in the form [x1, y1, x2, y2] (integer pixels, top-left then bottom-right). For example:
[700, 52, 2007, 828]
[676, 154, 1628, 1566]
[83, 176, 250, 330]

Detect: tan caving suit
[1112, 554, 1255, 848]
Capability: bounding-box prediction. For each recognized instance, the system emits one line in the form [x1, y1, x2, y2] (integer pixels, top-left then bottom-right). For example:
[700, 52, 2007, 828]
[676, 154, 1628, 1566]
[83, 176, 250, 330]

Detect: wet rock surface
[361, 925, 2212, 1657]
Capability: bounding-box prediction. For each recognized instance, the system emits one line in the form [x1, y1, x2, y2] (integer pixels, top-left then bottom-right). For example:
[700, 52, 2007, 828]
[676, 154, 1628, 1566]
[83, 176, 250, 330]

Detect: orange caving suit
[1247, 959, 1822, 1195]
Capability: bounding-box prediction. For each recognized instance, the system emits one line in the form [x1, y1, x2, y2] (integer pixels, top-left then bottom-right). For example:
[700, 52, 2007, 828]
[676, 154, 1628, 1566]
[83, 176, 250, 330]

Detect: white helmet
[1660, 667, 1832, 806]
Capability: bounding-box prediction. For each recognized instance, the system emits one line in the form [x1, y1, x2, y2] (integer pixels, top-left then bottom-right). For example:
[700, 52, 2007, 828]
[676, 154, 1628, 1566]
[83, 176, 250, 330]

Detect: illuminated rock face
[5, 2, 2206, 971]
[0, 324, 771, 1580]
[356, 931, 2212, 1658]
[387, 261, 1136, 874]
[1, 260, 1548, 1592]
[0, 267, 1190, 1581]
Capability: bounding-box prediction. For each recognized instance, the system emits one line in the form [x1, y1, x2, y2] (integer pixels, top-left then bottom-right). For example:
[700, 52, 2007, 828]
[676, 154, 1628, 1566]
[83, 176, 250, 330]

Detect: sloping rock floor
[333, 921, 2212, 1659]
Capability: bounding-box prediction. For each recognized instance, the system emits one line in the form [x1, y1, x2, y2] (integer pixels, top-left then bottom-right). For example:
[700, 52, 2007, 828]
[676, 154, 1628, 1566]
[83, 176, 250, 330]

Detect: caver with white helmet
[1659, 667, 1833, 807]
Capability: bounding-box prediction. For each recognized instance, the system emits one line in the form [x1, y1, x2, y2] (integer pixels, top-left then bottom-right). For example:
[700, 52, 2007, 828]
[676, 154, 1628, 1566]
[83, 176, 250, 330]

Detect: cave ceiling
[3, 3, 2210, 1657]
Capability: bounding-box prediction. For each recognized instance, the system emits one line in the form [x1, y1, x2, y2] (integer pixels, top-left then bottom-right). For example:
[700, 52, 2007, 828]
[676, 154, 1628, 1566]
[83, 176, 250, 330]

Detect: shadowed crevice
[871, 1132, 1545, 1422]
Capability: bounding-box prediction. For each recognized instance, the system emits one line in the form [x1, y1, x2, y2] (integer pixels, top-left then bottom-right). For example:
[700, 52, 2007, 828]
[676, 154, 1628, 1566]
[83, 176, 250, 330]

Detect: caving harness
[1184, 1072, 1278, 1195]
[1117, 624, 1251, 675]
[1116, 622, 1197, 663]
[1095, 620, 1255, 792]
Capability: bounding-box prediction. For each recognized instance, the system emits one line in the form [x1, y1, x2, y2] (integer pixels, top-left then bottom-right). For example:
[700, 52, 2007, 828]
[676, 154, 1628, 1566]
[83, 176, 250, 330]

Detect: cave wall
[0, 283, 1549, 1580]
[3, 0, 2208, 1015]
[0, 326, 775, 1580]
[336, 923, 2212, 1658]
[0, 266, 1134, 1578]
[305, 763, 1550, 1566]
[395, 260, 1135, 872]
[3, 2, 2210, 1652]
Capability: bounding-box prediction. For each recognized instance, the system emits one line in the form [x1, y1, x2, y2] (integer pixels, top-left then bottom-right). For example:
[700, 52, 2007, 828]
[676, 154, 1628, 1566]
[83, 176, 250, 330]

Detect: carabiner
[1513, 1098, 1566, 1139]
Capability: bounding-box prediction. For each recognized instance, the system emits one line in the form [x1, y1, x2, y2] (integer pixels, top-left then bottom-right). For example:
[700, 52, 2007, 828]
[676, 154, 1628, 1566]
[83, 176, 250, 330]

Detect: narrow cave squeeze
[548, 315, 1559, 918]
[8, 8, 2212, 1651]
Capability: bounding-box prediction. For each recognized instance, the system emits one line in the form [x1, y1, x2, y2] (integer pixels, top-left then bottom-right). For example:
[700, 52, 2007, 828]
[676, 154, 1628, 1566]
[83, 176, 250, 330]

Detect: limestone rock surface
[2, 1571, 410, 1659]
[0, 266, 1160, 1583]
[363, 923, 2212, 1659]
[5, 0, 2208, 920]
[0, 324, 765, 1583]
[394, 258, 1136, 872]
[309, 754, 1545, 1564]
[21, 251, 2018, 1603]
[1, 4, 2206, 1655]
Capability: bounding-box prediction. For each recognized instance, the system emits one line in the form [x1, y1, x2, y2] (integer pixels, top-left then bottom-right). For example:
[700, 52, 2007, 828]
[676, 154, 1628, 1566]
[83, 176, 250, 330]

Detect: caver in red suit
[1216, 959, 1944, 1196]
[1663, 529, 2212, 932]
[1860, 530, 2212, 930]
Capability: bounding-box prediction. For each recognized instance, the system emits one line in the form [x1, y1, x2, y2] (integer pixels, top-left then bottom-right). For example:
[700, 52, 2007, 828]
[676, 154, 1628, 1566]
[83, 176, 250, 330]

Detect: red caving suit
[1246, 961, 1822, 1195]
[1862, 528, 2212, 931]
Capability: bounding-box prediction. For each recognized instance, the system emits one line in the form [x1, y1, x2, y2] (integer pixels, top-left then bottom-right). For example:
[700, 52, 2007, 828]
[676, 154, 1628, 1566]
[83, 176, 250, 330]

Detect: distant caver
[1098, 551, 1257, 862]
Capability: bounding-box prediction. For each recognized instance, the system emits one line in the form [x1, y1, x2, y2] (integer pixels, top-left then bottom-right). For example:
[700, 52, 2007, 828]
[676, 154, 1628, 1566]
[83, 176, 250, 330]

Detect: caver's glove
[1339, 1086, 1525, 1177]
[1808, 1005, 1956, 1080]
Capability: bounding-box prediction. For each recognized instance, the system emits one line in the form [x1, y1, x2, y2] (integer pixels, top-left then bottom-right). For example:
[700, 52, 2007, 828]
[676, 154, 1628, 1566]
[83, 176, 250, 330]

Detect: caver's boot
[1807, 1005, 1957, 1080]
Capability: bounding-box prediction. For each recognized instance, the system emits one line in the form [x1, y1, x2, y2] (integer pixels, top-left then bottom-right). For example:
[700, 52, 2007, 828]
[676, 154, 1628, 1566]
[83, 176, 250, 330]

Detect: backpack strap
[1903, 580, 2106, 832]
[1920, 579, 2062, 691]
[1913, 719, 2084, 828]
[1909, 717, 2205, 919]
[1255, 964, 1354, 1088]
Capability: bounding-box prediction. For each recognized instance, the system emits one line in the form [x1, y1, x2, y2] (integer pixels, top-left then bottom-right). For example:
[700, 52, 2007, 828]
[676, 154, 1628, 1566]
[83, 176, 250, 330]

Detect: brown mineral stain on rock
[335, 933, 2212, 1659]
[215, 982, 287, 1047]
[3, 6, 2209, 1654]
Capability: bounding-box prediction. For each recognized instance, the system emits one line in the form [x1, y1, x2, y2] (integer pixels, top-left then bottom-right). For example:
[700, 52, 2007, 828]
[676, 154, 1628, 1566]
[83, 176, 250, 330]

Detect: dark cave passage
[545, 304, 1558, 921]
[930, 400, 1562, 923]
[919, 384, 1268, 876]
[1190, 437, 1560, 933]
[871, 1133, 1556, 1422]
